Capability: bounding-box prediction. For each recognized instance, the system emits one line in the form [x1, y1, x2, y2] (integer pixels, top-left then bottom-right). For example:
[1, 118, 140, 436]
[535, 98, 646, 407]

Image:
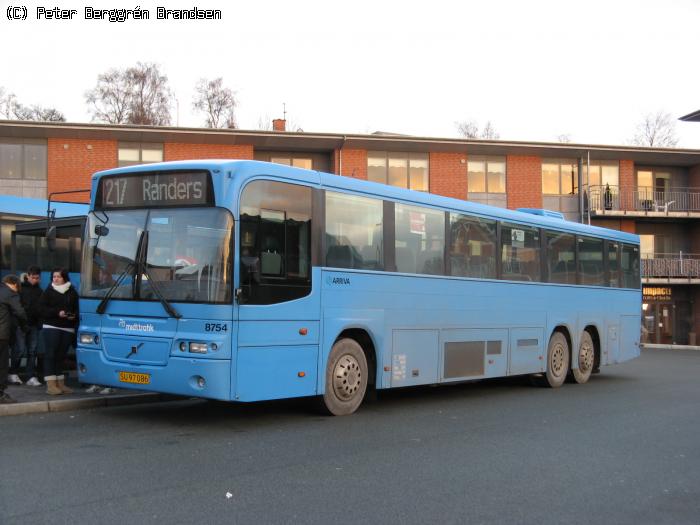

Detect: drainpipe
[578, 156, 584, 223]
[586, 151, 591, 224]
[339, 136, 346, 176]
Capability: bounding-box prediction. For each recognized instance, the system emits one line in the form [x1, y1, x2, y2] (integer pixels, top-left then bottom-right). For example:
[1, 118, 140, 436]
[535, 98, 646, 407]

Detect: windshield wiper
[95, 229, 146, 314]
[137, 231, 181, 319]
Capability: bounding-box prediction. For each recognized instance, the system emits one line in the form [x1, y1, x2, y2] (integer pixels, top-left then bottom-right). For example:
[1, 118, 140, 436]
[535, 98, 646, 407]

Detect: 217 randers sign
[96, 170, 213, 209]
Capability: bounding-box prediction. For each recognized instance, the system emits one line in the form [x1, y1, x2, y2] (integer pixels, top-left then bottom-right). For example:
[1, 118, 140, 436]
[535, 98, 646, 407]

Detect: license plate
[118, 371, 151, 385]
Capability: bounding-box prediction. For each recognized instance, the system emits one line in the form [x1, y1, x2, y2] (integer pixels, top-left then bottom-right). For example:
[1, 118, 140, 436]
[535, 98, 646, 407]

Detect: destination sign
[95, 171, 213, 209]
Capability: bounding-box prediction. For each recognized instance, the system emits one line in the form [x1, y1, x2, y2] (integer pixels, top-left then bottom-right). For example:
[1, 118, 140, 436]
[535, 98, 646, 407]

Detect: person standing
[38, 268, 79, 396]
[1, 274, 28, 404]
[7, 267, 43, 386]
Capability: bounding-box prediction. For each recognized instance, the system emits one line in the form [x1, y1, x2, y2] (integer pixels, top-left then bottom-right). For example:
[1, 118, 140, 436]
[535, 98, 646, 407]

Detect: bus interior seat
[417, 250, 444, 275]
[359, 245, 380, 269]
[261, 235, 283, 275]
[395, 246, 416, 273]
[326, 245, 353, 268]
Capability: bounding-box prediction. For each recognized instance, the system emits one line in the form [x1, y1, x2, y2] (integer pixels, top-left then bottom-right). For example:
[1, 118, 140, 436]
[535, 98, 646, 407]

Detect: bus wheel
[545, 332, 570, 388]
[571, 331, 594, 384]
[322, 338, 368, 416]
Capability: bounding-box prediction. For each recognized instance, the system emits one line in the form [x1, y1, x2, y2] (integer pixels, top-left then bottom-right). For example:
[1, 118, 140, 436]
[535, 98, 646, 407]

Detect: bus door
[235, 180, 320, 402]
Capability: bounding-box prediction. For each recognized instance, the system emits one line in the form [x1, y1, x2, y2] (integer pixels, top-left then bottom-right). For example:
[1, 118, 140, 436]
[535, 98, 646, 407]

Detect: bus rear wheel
[322, 338, 368, 416]
[545, 332, 570, 388]
[571, 331, 594, 384]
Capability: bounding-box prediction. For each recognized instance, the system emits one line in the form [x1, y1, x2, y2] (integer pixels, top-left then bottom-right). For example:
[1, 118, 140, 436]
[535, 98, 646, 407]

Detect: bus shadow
[104, 371, 638, 426]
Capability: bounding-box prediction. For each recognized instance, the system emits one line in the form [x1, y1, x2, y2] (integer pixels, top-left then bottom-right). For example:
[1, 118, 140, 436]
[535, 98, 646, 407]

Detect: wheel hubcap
[579, 342, 594, 373]
[333, 354, 362, 401]
[551, 343, 566, 377]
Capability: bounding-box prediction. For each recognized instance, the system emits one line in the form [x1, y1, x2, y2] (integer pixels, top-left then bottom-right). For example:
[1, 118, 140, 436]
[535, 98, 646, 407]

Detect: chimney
[272, 118, 286, 132]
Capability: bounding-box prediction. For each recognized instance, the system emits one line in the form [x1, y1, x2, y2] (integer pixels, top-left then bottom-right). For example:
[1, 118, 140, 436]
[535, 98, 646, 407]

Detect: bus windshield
[81, 207, 233, 304]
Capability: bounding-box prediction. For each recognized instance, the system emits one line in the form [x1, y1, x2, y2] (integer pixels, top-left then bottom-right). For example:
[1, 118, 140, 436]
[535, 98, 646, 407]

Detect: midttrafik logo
[118, 319, 155, 332]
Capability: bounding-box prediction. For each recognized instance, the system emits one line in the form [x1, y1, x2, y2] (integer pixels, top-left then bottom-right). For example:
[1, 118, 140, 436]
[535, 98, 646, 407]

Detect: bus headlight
[189, 342, 208, 354]
[80, 333, 98, 345]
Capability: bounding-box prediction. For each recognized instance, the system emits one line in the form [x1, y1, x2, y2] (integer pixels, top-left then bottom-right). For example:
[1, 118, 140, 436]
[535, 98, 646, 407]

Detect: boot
[56, 376, 73, 394]
[45, 377, 62, 396]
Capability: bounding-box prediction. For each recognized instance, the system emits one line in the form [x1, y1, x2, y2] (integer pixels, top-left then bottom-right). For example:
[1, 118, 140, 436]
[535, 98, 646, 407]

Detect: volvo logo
[125, 342, 144, 359]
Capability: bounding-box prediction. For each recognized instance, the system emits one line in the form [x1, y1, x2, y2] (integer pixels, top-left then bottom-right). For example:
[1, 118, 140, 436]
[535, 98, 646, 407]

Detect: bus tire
[545, 332, 570, 388]
[571, 331, 594, 384]
[322, 338, 368, 416]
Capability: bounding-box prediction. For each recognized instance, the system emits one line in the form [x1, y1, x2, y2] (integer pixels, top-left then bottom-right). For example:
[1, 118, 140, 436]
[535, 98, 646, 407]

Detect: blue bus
[77, 160, 641, 415]
[1, 195, 87, 286]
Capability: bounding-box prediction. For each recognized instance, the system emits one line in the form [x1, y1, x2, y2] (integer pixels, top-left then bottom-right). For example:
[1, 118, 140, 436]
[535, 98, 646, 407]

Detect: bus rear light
[189, 342, 208, 354]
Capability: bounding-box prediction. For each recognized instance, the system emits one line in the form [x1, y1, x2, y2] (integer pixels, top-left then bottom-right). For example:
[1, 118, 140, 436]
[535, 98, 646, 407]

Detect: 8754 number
[205, 323, 228, 332]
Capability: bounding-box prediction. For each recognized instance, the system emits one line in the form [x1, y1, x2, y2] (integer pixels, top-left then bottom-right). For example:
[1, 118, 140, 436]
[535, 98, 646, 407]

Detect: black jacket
[20, 279, 43, 327]
[38, 283, 79, 330]
[0, 284, 28, 341]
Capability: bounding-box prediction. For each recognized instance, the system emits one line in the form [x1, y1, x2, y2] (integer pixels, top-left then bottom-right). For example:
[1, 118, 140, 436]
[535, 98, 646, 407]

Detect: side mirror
[46, 226, 56, 252]
[94, 224, 109, 237]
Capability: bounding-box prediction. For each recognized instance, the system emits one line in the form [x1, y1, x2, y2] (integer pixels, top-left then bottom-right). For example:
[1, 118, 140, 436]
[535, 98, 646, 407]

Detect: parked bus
[77, 160, 641, 415]
[1, 195, 87, 285]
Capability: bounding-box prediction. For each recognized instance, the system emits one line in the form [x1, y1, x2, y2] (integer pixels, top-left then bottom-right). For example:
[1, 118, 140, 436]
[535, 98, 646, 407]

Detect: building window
[367, 152, 428, 191]
[270, 157, 313, 170]
[542, 159, 578, 195]
[118, 142, 163, 167]
[468, 156, 505, 193]
[0, 139, 47, 180]
[587, 161, 619, 189]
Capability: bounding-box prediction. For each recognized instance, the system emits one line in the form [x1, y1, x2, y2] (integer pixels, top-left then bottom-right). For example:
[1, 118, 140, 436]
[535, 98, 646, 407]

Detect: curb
[0, 393, 172, 417]
[642, 344, 700, 351]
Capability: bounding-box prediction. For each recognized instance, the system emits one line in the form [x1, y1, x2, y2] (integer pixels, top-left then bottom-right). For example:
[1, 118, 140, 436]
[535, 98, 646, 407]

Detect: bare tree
[557, 133, 572, 143]
[85, 62, 172, 125]
[85, 69, 133, 124]
[14, 105, 65, 122]
[456, 119, 499, 139]
[0, 87, 65, 121]
[481, 121, 500, 140]
[631, 111, 679, 147]
[193, 78, 237, 128]
[126, 63, 172, 125]
[257, 114, 272, 131]
[456, 119, 479, 138]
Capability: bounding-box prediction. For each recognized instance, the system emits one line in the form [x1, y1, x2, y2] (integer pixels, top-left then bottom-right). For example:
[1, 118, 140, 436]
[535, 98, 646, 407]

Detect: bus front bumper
[76, 347, 232, 401]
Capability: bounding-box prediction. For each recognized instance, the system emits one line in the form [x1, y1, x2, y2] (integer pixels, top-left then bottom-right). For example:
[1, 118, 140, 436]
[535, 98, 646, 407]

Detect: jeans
[42, 328, 74, 379]
[10, 326, 40, 378]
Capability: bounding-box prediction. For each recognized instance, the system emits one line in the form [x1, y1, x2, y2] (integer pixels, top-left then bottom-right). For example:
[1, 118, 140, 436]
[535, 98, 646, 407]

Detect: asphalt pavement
[2, 348, 700, 525]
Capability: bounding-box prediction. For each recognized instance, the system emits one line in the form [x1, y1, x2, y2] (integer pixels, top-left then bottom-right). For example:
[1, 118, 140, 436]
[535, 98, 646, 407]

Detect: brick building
[2, 119, 700, 344]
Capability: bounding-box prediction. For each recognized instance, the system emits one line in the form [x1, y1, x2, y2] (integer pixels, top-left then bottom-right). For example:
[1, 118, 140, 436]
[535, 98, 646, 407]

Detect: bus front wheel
[322, 338, 368, 416]
[545, 332, 570, 388]
[571, 331, 594, 384]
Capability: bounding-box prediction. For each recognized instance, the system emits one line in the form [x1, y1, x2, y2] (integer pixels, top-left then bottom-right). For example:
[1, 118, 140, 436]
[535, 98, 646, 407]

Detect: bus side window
[325, 192, 383, 270]
[621, 243, 641, 289]
[395, 203, 444, 276]
[239, 180, 312, 305]
[501, 223, 541, 282]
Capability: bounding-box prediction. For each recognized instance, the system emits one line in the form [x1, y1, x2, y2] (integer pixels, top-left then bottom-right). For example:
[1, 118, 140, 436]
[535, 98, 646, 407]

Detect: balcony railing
[589, 185, 700, 213]
[642, 253, 700, 279]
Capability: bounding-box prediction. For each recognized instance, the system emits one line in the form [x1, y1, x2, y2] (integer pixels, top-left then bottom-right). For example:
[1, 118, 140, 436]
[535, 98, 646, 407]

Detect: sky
[2, 0, 700, 147]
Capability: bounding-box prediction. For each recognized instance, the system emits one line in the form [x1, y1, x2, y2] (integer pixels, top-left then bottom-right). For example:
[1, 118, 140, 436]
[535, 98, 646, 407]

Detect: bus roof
[91, 159, 639, 244]
[0, 195, 88, 220]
